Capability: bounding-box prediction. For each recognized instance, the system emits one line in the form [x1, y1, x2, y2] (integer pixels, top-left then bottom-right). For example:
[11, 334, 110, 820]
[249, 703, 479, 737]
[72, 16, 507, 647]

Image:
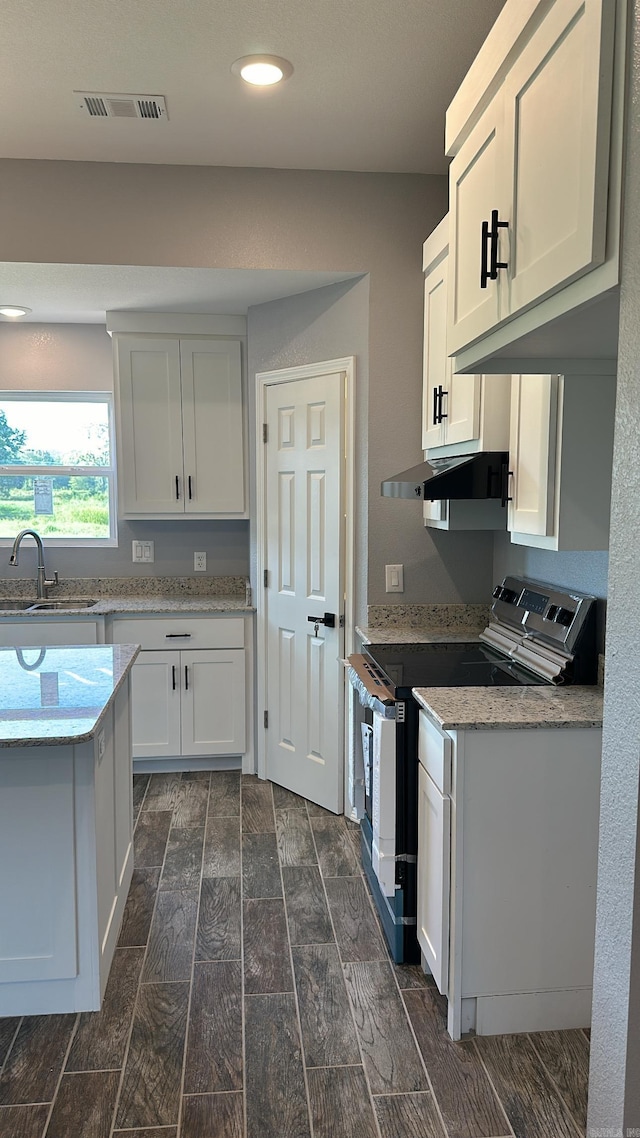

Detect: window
[0, 392, 117, 545]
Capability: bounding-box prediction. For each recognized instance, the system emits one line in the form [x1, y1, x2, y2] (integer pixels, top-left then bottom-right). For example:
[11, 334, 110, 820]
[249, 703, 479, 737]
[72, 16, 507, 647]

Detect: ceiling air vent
[75, 92, 169, 121]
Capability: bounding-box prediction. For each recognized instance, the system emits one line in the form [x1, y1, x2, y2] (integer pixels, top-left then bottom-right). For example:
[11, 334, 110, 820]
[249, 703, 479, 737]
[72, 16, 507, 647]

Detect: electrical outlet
[385, 564, 404, 593]
[132, 540, 154, 563]
[194, 551, 207, 572]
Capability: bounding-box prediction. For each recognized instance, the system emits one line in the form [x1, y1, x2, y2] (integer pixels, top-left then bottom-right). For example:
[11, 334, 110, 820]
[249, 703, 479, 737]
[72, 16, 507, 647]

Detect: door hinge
[264, 710, 269, 728]
[397, 701, 406, 723]
[264, 569, 269, 587]
[263, 423, 268, 443]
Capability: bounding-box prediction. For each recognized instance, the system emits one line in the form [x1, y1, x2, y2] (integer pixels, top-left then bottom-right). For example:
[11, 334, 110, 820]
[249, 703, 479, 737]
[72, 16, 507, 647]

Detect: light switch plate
[132, 540, 154, 563]
[385, 563, 404, 592]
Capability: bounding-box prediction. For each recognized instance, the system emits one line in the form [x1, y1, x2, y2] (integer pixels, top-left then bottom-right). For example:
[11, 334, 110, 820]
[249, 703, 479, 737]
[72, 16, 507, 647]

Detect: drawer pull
[165, 632, 192, 638]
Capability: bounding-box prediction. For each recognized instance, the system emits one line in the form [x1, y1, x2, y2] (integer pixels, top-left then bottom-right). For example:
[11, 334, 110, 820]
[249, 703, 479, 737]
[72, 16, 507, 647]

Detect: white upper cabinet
[508, 371, 615, 550]
[446, 0, 622, 372]
[422, 216, 511, 458]
[115, 334, 245, 519]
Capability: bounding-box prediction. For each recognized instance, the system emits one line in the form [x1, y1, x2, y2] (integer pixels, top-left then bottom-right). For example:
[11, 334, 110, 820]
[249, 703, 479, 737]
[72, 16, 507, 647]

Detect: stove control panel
[490, 575, 596, 676]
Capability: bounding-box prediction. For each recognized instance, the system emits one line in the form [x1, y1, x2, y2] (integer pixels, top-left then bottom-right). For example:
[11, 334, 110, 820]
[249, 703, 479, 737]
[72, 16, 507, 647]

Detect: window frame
[0, 390, 118, 548]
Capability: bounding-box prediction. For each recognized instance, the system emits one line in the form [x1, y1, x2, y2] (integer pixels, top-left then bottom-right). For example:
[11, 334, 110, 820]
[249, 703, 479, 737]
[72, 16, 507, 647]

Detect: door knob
[307, 613, 336, 628]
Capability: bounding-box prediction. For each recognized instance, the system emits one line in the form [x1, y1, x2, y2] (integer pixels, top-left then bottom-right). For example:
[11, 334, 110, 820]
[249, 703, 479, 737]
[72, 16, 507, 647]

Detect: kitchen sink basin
[28, 599, 98, 611]
[0, 600, 37, 610]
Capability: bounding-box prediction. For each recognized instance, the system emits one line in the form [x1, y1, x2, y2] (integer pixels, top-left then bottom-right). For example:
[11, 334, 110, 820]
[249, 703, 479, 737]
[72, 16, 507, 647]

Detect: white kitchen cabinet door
[503, 0, 615, 321]
[508, 374, 558, 538]
[448, 95, 505, 353]
[180, 339, 245, 514]
[443, 373, 481, 447]
[129, 651, 181, 760]
[181, 649, 246, 757]
[116, 336, 185, 515]
[417, 762, 451, 995]
[422, 237, 451, 450]
[508, 371, 614, 551]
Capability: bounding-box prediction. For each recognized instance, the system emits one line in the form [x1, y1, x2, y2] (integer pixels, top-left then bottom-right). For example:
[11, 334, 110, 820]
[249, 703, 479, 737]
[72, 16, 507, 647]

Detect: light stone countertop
[0, 596, 254, 617]
[0, 575, 254, 617]
[0, 643, 140, 747]
[356, 624, 485, 645]
[413, 684, 604, 731]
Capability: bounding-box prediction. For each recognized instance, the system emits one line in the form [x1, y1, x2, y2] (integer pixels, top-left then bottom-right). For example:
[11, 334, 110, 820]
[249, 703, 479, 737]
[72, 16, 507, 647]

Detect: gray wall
[0, 321, 250, 581]
[588, 0, 640, 1128]
[0, 159, 497, 607]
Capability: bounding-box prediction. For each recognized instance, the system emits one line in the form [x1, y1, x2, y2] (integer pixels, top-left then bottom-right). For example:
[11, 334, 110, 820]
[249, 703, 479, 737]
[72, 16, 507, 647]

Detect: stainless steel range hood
[381, 451, 509, 501]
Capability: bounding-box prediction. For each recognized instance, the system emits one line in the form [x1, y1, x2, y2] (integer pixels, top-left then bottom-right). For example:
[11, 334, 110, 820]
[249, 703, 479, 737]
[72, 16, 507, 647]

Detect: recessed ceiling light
[231, 55, 293, 86]
[0, 306, 31, 318]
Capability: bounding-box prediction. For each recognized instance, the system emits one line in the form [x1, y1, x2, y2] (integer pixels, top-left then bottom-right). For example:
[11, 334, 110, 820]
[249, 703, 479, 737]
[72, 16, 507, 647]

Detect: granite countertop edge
[0, 643, 140, 749]
[0, 596, 255, 617]
[356, 624, 486, 646]
[412, 685, 604, 730]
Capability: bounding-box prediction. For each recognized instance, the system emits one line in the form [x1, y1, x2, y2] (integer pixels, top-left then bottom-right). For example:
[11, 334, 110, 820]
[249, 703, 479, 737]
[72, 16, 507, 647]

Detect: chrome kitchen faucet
[9, 529, 59, 601]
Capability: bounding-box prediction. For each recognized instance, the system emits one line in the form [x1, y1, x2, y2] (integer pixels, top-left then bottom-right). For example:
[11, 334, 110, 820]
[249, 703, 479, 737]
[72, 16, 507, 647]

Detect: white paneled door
[263, 369, 345, 812]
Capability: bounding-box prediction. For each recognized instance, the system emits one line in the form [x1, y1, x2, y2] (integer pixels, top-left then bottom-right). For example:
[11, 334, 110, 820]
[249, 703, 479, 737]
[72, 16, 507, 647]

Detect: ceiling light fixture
[0, 306, 32, 318]
[231, 55, 293, 86]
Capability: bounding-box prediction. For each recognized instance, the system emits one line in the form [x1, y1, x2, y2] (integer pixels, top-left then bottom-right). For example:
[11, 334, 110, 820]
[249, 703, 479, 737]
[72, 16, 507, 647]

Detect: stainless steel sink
[28, 599, 98, 610]
[0, 600, 37, 610]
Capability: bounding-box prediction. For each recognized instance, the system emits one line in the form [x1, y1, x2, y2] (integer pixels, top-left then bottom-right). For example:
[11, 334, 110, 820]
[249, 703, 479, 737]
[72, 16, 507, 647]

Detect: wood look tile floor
[0, 772, 590, 1138]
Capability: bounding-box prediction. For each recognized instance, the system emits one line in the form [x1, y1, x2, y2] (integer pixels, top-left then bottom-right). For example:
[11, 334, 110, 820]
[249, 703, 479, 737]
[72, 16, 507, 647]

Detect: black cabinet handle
[175, 475, 180, 500]
[172, 665, 176, 691]
[480, 210, 509, 288]
[480, 218, 491, 288]
[490, 208, 509, 280]
[501, 462, 513, 508]
[438, 385, 448, 421]
[165, 632, 192, 638]
[184, 665, 189, 691]
[432, 385, 439, 426]
[188, 475, 193, 500]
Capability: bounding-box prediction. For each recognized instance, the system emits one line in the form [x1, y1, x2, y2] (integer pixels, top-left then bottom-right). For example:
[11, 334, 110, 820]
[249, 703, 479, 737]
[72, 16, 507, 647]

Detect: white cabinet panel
[508, 371, 614, 550]
[0, 621, 98, 648]
[180, 339, 245, 514]
[115, 333, 245, 519]
[422, 239, 452, 450]
[181, 649, 246, 756]
[0, 750, 77, 983]
[111, 616, 244, 652]
[449, 97, 505, 351]
[116, 336, 184, 515]
[129, 651, 181, 760]
[503, 0, 614, 318]
[507, 374, 558, 537]
[417, 762, 451, 996]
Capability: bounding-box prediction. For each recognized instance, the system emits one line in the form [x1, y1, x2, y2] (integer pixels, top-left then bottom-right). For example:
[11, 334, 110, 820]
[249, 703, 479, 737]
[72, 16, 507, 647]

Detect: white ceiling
[0, 263, 362, 324]
[0, 0, 505, 175]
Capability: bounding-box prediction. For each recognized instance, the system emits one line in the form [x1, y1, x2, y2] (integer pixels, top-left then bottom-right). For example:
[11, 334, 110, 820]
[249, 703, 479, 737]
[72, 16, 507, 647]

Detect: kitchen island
[0, 643, 139, 1016]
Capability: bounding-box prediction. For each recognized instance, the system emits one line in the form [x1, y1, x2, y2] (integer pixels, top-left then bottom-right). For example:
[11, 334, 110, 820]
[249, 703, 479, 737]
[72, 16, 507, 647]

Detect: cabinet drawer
[111, 616, 244, 651]
[418, 710, 452, 795]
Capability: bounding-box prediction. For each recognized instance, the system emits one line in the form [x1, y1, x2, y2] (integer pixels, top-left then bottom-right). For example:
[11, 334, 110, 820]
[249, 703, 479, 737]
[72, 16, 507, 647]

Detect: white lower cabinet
[0, 619, 100, 647]
[110, 616, 247, 768]
[417, 763, 451, 995]
[417, 708, 602, 1039]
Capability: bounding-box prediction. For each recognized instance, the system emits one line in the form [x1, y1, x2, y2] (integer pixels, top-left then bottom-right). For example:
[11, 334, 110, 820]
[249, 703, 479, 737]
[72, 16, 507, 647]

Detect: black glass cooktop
[364, 641, 546, 696]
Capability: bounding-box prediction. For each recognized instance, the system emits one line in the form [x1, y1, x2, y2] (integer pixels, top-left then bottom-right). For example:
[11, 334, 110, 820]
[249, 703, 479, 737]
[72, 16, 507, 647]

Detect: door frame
[255, 357, 356, 810]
